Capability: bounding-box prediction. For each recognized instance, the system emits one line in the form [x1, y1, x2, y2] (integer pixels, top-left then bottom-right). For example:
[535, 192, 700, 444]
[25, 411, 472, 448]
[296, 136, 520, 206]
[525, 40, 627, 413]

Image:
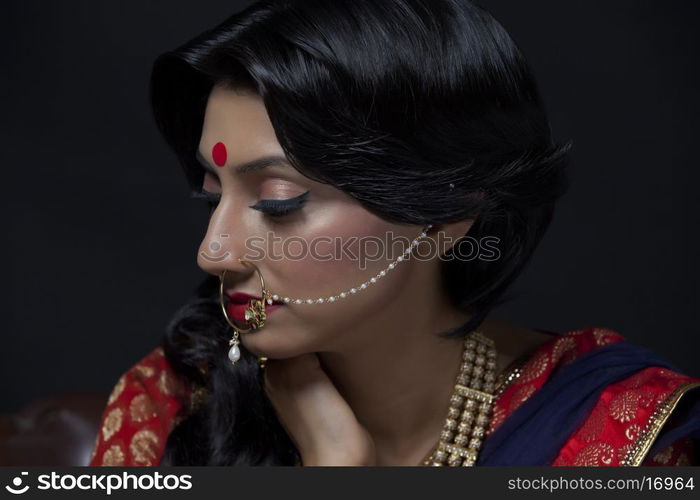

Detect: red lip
[225, 291, 285, 305]
[224, 291, 285, 323]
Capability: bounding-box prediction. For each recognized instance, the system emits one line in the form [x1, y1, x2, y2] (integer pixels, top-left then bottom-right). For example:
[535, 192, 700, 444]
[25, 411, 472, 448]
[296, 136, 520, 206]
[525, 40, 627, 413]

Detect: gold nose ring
[219, 258, 272, 367]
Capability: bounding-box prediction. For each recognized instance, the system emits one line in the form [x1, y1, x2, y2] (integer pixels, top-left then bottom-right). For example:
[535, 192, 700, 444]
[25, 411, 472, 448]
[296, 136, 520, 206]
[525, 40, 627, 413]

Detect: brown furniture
[0, 392, 109, 466]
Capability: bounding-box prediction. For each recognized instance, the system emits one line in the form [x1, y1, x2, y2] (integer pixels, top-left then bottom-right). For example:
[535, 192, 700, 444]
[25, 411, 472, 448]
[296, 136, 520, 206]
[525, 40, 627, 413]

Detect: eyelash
[190, 189, 310, 218]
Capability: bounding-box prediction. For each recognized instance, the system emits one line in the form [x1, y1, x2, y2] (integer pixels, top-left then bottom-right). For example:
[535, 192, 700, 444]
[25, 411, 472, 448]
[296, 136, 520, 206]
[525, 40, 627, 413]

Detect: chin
[239, 326, 316, 360]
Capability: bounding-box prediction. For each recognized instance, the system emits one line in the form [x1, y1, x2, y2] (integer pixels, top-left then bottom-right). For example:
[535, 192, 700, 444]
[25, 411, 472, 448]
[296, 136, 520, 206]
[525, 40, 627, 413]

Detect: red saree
[88, 327, 699, 466]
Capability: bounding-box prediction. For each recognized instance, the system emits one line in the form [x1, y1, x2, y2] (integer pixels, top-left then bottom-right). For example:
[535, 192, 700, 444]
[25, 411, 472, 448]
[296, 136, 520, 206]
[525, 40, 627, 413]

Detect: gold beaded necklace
[420, 330, 521, 466]
[187, 328, 524, 466]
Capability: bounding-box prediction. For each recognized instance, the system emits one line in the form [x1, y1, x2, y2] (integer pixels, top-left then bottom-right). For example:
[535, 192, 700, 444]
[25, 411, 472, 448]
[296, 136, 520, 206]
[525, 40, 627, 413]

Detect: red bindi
[212, 142, 228, 167]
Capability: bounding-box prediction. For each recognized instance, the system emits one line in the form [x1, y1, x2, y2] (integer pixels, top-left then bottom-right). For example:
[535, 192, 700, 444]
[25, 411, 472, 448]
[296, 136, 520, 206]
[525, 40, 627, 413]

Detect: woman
[89, 0, 699, 466]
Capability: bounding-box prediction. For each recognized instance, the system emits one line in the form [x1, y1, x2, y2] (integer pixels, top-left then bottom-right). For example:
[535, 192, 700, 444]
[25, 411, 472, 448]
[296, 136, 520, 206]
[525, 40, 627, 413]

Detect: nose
[196, 210, 253, 281]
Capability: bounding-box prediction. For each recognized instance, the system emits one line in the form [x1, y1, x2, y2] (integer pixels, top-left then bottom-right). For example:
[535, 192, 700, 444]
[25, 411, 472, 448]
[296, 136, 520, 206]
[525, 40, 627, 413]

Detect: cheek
[270, 205, 382, 289]
[266, 204, 413, 312]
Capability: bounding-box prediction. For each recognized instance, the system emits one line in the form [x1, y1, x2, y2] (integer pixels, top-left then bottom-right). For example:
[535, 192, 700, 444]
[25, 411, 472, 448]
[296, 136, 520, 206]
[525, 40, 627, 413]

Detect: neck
[316, 269, 473, 465]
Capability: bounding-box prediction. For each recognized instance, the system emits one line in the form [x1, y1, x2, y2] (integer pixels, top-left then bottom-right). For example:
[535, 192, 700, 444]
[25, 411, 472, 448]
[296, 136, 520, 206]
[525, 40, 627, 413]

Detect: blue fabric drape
[476, 339, 699, 465]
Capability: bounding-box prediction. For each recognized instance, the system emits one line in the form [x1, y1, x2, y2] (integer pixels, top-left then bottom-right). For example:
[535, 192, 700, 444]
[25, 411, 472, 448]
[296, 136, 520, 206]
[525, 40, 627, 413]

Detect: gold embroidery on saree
[129, 393, 158, 424]
[156, 369, 177, 396]
[620, 381, 700, 466]
[106, 376, 126, 406]
[129, 429, 160, 465]
[102, 407, 123, 442]
[676, 452, 690, 466]
[651, 443, 674, 464]
[592, 327, 618, 346]
[133, 365, 156, 378]
[551, 336, 576, 365]
[573, 442, 615, 466]
[625, 423, 641, 442]
[519, 351, 549, 383]
[102, 443, 125, 466]
[609, 390, 641, 423]
[580, 403, 608, 443]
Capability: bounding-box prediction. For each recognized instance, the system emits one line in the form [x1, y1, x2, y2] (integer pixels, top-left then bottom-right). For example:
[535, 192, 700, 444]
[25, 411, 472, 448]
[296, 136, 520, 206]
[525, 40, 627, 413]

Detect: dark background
[2, 0, 698, 412]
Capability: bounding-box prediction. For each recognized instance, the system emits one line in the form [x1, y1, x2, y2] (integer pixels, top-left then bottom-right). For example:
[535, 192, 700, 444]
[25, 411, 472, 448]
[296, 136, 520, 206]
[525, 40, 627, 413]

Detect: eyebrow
[195, 150, 292, 175]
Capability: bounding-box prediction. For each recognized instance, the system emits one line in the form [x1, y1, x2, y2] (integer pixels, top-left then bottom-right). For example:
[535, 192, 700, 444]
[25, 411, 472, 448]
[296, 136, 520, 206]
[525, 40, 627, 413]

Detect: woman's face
[196, 83, 430, 359]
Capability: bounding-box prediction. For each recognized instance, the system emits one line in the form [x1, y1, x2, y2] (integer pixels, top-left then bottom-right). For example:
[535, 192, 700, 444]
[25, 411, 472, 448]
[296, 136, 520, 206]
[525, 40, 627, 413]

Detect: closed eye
[249, 191, 310, 217]
[190, 189, 310, 219]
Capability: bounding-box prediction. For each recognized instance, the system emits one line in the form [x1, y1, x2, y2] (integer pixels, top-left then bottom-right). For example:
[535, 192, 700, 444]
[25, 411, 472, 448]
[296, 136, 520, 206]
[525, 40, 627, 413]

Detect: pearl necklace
[422, 330, 498, 466]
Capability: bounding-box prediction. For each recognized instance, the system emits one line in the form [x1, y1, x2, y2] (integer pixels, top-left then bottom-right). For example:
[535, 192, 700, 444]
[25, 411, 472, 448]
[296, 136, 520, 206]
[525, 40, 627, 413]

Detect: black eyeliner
[190, 189, 310, 217]
[249, 190, 310, 215]
[190, 190, 221, 203]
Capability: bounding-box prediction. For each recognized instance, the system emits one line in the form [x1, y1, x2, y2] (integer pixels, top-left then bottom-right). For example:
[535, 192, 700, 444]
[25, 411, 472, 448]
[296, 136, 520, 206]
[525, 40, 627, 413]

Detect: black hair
[150, 0, 571, 465]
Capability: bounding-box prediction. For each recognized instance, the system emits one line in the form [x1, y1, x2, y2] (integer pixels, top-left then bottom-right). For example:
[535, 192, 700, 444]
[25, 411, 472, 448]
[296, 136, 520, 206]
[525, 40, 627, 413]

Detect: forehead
[198, 83, 284, 163]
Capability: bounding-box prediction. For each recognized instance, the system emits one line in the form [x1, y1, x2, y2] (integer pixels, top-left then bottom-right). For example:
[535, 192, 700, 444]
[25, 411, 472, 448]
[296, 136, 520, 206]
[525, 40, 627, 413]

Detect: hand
[263, 353, 376, 466]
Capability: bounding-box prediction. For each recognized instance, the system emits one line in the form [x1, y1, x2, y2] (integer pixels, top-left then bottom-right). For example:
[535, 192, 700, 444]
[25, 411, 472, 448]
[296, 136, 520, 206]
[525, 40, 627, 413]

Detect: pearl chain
[265, 224, 433, 306]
